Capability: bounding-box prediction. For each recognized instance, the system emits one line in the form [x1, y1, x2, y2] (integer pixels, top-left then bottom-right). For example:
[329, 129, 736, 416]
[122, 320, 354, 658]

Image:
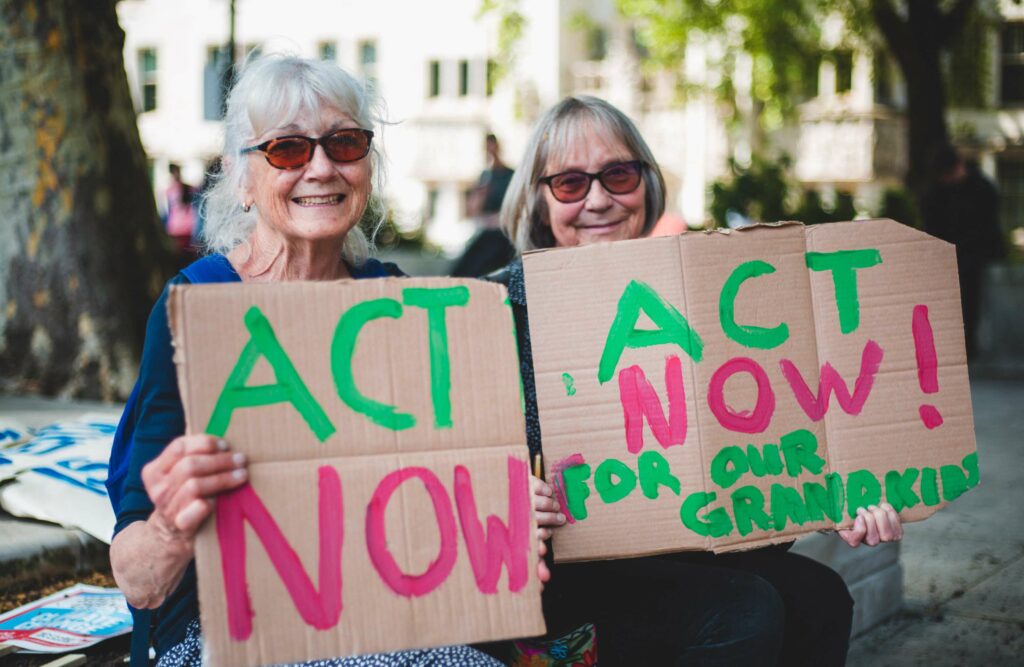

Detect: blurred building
[118, 0, 731, 248]
[117, 0, 1024, 246]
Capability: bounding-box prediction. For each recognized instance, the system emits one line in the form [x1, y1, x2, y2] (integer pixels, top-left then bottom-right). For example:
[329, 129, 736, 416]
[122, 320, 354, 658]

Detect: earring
[242, 202, 252, 212]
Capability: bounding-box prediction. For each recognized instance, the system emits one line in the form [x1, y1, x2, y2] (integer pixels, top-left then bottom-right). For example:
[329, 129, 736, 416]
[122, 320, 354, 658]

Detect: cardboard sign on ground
[169, 278, 544, 667]
[523, 220, 977, 561]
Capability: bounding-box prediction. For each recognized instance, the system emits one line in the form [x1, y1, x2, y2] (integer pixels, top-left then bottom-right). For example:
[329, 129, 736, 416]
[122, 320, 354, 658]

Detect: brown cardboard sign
[169, 278, 544, 667]
[522, 220, 978, 561]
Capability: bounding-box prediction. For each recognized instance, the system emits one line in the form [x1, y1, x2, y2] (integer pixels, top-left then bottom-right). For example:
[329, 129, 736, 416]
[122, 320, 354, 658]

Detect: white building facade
[118, 0, 1024, 248]
[118, 0, 736, 246]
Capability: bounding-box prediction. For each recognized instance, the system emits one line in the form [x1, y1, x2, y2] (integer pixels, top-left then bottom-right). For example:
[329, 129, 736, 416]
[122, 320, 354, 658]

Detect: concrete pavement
[847, 376, 1024, 666]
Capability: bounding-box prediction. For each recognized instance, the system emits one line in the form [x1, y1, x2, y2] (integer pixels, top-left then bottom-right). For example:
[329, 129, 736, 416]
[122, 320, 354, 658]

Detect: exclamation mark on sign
[913, 304, 944, 429]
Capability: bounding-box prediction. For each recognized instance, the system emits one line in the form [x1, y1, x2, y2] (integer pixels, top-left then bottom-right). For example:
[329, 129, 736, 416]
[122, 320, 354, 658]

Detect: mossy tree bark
[0, 0, 176, 400]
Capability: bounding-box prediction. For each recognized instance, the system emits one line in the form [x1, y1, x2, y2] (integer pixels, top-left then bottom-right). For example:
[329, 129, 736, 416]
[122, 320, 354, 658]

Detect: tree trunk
[900, 2, 950, 203]
[0, 0, 177, 400]
[875, 0, 974, 207]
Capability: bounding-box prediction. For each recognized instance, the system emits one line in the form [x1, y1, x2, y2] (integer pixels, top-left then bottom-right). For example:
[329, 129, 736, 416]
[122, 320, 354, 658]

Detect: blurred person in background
[924, 144, 1006, 360]
[450, 133, 516, 277]
[162, 163, 196, 264]
[489, 95, 903, 666]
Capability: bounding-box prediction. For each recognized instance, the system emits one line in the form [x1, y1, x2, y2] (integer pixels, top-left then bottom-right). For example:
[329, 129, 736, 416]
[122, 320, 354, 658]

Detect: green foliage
[478, 0, 525, 85]
[878, 186, 921, 229]
[709, 154, 874, 227]
[709, 155, 794, 227]
[946, 7, 991, 109]
[618, 0, 825, 121]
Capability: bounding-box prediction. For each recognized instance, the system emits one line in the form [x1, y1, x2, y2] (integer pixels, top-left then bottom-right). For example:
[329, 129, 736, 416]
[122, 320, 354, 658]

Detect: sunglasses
[241, 128, 374, 170]
[539, 160, 644, 203]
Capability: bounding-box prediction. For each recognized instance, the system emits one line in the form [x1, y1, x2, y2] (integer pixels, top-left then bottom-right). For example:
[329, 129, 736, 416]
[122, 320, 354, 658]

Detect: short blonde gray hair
[200, 54, 386, 266]
[500, 96, 666, 252]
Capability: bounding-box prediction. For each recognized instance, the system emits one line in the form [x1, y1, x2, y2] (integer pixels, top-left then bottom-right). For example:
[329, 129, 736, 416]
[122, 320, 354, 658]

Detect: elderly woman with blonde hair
[490, 95, 903, 666]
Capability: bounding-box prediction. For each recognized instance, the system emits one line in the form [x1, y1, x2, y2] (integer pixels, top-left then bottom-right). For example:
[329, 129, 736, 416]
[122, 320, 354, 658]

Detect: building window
[998, 156, 1024, 232]
[458, 60, 470, 96]
[587, 26, 608, 61]
[874, 51, 895, 106]
[319, 41, 337, 61]
[486, 59, 497, 97]
[426, 187, 440, 220]
[833, 50, 854, 94]
[203, 46, 227, 120]
[138, 48, 158, 112]
[429, 60, 441, 97]
[1002, 23, 1024, 105]
[359, 39, 377, 86]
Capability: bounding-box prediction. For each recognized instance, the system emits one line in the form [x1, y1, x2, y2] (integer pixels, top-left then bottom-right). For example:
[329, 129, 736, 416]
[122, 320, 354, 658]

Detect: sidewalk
[847, 375, 1024, 666]
[2, 378, 1022, 663]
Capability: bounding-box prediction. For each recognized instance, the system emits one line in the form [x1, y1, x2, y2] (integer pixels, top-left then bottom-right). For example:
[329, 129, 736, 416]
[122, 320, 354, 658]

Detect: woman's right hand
[111, 435, 248, 609]
[143, 434, 249, 547]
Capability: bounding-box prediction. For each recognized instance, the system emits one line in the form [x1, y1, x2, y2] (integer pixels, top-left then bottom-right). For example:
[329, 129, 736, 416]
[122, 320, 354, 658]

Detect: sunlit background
[116, 0, 1024, 264]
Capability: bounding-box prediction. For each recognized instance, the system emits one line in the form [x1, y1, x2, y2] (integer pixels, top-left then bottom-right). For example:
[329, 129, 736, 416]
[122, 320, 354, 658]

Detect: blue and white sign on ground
[0, 584, 131, 653]
[0, 414, 117, 543]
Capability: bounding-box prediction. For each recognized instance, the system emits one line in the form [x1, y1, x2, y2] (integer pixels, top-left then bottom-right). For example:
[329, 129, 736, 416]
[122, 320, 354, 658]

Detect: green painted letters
[780, 429, 825, 477]
[803, 472, 845, 523]
[846, 469, 882, 518]
[963, 452, 980, 489]
[680, 491, 733, 537]
[597, 280, 704, 384]
[638, 450, 681, 499]
[921, 467, 941, 506]
[770, 484, 810, 530]
[710, 445, 749, 489]
[331, 298, 415, 430]
[719, 261, 789, 349]
[562, 464, 593, 520]
[940, 464, 969, 502]
[594, 459, 637, 504]
[731, 486, 772, 536]
[805, 249, 882, 334]
[884, 468, 920, 512]
[402, 286, 470, 428]
[206, 306, 335, 441]
[747, 443, 784, 477]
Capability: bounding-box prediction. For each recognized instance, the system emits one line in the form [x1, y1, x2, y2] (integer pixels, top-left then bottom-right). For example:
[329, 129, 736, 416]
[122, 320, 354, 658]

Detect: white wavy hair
[199, 54, 386, 266]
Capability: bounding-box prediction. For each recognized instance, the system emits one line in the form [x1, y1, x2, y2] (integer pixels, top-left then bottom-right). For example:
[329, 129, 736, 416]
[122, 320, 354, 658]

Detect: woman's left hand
[531, 474, 566, 541]
[530, 474, 564, 587]
[838, 503, 904, 547]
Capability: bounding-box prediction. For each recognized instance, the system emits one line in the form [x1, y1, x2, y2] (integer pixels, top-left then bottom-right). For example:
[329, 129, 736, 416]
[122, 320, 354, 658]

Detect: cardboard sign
[523, 220, 978, 561]
[169, 278, 544, 667]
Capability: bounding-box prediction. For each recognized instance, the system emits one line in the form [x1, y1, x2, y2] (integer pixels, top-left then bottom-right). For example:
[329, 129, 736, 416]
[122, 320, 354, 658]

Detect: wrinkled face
[242, 105, 371, 245]
[541, 124, 646, 248]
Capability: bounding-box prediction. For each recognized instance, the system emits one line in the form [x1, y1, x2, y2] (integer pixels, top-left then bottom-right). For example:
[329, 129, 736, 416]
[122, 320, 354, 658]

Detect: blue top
[113, 253, 403, 657]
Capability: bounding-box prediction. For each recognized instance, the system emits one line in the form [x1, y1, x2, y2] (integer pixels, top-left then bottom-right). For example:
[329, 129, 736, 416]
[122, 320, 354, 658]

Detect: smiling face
[242, 105, 371, 246]
[541, 122, 646, 248]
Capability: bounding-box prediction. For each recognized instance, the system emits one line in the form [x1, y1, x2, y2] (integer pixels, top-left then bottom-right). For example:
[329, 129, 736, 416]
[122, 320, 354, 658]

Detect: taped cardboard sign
[522, 220, 978, 561]
[169, 278, 544, 667]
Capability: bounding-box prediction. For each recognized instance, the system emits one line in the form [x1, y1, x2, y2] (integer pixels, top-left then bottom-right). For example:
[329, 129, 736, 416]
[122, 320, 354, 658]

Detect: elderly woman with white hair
[109, 55, 510, 667]
[490, 95, 904, 666]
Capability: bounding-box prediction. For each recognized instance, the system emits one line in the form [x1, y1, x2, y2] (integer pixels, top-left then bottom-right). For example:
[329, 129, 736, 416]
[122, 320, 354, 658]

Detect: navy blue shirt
[113, 254, 403, 657]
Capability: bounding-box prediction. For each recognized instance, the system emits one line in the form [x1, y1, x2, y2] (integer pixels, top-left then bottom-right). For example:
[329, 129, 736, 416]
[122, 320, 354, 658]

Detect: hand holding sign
[838, 503, 904, 548]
